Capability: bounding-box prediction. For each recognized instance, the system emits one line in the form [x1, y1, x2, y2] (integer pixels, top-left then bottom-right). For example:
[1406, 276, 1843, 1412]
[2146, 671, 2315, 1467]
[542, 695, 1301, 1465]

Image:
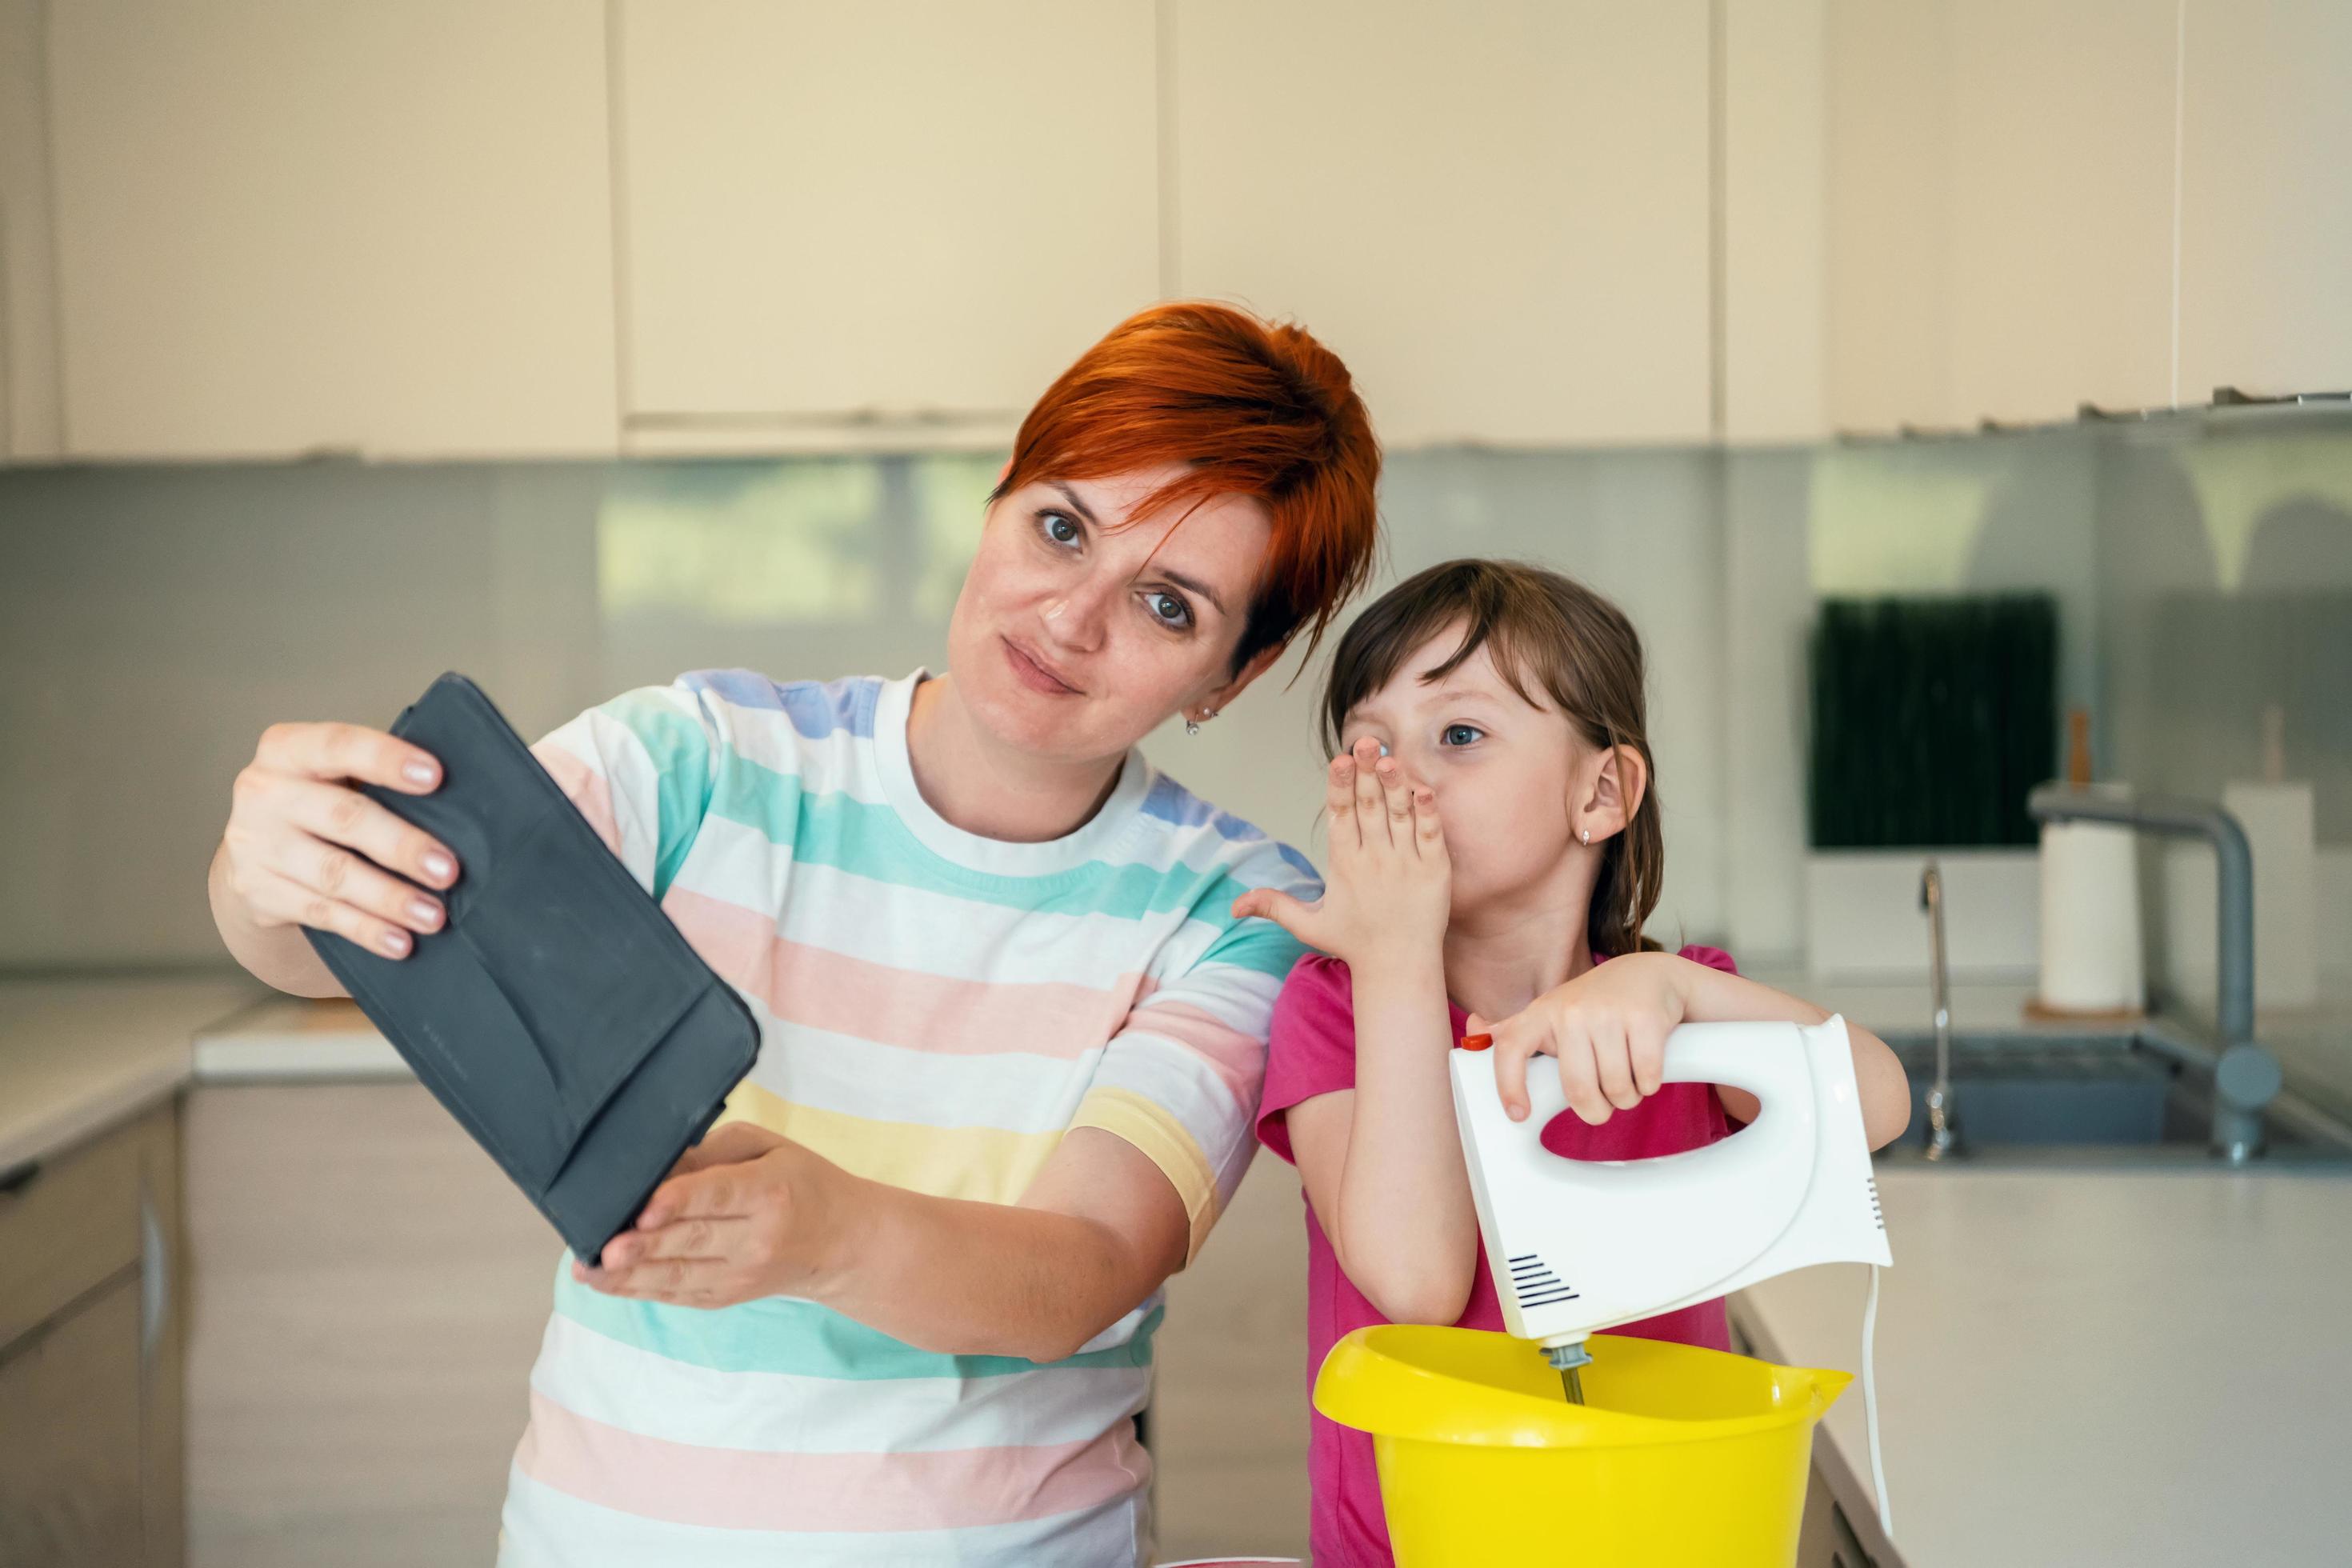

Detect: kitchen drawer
[0, 1273, 146, 1566]
[0, 1118, 143, 1352]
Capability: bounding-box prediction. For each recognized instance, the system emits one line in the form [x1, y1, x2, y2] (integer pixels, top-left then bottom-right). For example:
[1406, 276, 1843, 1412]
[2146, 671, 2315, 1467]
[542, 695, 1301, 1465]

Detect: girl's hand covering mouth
[1229, 737, 1450, 970]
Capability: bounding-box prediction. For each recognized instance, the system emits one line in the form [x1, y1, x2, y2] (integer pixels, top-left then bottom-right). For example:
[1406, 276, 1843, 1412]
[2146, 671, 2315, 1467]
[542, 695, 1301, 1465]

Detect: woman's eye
[1441, 724, 1484, 747]
[1145, 591, 1193, 630]
[1038, 510, 1082, 546]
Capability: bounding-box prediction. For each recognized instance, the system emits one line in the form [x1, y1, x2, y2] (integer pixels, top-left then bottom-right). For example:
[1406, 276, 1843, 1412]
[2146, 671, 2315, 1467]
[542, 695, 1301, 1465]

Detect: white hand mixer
[1450, 1014, 1896, 1535]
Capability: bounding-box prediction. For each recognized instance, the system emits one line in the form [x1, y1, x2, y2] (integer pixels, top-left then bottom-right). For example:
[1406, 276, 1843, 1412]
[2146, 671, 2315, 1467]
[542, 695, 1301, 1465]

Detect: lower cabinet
[1795, 1451, 1877, 1568]
[0, 1106, 182, 1568]
[182, 1082, 560, 1568]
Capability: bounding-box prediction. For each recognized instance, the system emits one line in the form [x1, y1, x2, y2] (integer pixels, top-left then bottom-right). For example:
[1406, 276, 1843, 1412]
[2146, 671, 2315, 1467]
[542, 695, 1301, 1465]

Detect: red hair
[994, 302, 1382, 673]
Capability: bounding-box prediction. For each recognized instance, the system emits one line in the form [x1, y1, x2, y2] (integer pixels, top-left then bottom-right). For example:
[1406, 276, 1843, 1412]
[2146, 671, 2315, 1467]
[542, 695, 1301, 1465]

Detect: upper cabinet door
[1824, 0, 2177, 435]
[1171, 0, 1711, 449]
[616, 0, 1160, 441]
[2179, 0, 2352, 402]
[46, 1, 619, 461]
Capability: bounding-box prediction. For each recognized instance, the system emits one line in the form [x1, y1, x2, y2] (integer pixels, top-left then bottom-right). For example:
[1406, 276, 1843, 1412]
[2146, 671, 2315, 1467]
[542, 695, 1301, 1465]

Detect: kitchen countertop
[0, 974, 267, 1171]
[1734, 1165, 2352, 1568]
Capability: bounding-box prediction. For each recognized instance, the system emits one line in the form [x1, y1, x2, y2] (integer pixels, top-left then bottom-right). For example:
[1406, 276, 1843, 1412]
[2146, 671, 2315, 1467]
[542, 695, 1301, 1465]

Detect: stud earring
[1581, 828, 1592, 846]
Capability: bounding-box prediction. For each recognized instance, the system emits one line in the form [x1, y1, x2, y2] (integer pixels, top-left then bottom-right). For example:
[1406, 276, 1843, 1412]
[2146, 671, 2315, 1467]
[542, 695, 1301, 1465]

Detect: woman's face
[948, 465, 1275, 764]
[1335, 622, 1602, 916]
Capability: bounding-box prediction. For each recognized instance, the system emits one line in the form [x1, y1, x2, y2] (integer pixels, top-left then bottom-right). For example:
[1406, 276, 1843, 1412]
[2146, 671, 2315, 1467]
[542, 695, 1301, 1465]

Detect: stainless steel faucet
[2026, 786, 2285, 1162]
[1918, 860, 1959, 1159]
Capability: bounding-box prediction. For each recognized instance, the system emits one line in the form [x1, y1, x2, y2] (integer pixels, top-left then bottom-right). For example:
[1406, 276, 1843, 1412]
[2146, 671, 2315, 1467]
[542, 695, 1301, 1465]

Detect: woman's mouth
[1002, 636, 1082, 697]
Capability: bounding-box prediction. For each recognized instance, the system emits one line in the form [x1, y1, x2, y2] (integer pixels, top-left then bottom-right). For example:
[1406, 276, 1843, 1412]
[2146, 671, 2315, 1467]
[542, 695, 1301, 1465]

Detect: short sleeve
[528, 681, 722, 901]
[1068, 839, 1319, 1263]
[1678, 943, 1738, 978]
[1254, 954, 1362, 1165]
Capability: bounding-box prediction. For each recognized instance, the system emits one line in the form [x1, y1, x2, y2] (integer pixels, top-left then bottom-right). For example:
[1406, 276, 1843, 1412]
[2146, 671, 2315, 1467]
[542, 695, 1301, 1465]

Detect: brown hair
[1320, 558, 1666, 958]
[994, 302, 1382, 677]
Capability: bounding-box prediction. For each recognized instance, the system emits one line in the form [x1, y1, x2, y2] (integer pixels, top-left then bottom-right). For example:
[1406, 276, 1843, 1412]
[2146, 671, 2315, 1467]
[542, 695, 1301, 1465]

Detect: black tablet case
[305, 673, 759, 1265]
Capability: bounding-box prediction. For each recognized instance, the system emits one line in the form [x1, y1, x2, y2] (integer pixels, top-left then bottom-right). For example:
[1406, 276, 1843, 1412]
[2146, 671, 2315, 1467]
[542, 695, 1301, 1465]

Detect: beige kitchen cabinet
[1823, 0, 2178, 435]
[615, 0, 1160, 449]
[2178, 0, 2352, 402]
[182, 1081, 561, 1568]
[1173, 0, 1712, 449]
[0, 0, 63, 461]
[44, 0, 618, 460]
[0, 1106, 183, 1568]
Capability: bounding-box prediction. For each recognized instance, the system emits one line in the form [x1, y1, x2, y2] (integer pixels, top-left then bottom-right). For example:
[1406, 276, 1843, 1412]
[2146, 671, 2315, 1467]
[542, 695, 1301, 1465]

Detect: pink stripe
[534, 744, 624, 859]
[665, 887, 1146, 1058]
[1122, 1001, 1262, 1110]
[514, 1390, 1146, 1532]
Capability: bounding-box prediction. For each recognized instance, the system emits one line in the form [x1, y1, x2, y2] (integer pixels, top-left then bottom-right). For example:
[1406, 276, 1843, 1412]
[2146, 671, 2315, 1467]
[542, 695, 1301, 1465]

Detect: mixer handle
[1513, 1017, 1842, 1128]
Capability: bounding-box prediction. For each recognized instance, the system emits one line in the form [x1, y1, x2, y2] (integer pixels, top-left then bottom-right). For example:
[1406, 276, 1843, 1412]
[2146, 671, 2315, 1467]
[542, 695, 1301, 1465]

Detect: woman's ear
[1577, 744, 1649, 844]
[1194, 640, 1288, 720]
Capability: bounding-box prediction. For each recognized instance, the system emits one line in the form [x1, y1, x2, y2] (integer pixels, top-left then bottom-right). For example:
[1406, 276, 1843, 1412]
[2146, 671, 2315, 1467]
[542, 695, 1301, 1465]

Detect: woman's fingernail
[404, 761, 438, 786]
[407, 897, 442, 929]
[422, 852, 455, 883]
[378, 929, 411, 958]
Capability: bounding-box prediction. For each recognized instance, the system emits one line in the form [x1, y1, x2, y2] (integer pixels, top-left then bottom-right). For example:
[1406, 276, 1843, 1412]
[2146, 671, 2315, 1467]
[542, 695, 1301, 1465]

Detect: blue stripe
[681, 669, 878, 739]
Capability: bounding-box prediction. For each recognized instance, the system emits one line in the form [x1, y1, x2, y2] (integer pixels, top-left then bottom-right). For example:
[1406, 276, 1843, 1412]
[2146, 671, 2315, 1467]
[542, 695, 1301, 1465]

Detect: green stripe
[598, 691, 717, 901]
[554, 1269, 1162, 1379]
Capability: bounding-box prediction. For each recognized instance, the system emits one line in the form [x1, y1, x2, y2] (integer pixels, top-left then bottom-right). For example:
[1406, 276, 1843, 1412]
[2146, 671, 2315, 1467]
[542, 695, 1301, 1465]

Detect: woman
[206, 302, 1382, 1564]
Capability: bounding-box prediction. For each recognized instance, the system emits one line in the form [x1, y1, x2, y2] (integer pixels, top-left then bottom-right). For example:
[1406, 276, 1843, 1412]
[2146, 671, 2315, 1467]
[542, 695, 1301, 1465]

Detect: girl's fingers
[1628, 1016, 1669, 1098]
[242, 864, 418, 959]
[1493, 1028, 1540, 1122]
[1374, 755, 1414, 840]
[1230, 887, 1323, 946]
[1413, 787, 1445, 854]
[1326, 754, 1361, 855]
[1593, 1017, 1642, 1111]
[1556, 1023, 1613, 1125]
[1351, 738, 1389, 843]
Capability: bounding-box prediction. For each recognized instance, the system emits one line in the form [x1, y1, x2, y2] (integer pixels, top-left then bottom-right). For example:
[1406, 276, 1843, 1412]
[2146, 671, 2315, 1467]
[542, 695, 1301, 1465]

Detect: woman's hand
[1230, 737, 1449, 968]
[1470, 951, 1690, 1126]
[215, 721, 459, 960]
[577, 1123, 854, 1310]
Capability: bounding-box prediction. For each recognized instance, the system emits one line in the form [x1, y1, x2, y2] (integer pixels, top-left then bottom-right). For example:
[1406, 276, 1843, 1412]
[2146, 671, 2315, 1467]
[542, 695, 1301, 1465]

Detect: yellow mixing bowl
[1314, 1326, 1850, 1567]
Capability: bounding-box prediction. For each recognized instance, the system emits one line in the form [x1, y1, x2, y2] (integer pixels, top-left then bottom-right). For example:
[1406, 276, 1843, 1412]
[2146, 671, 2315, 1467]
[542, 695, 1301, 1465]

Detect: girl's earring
[1580, 827, 1592, 846]
[1185, 707, 1218, 738]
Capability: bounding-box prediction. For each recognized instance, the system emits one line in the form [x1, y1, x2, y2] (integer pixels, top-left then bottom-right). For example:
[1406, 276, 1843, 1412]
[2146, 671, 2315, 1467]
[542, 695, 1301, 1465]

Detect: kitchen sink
[1870, 1028, 2352, 1167]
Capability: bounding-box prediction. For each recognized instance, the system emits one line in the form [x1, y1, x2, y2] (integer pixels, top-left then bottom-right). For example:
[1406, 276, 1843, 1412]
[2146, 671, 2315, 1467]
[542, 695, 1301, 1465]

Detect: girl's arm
[1285, 952, 1481, 1325]
[1671, 961, 1911, 1147]
[1233, 739, 1475, 1325]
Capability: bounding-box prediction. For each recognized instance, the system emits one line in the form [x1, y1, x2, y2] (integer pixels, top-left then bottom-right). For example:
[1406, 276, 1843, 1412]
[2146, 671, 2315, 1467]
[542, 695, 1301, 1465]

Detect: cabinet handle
[140, 1187, 170, 1368]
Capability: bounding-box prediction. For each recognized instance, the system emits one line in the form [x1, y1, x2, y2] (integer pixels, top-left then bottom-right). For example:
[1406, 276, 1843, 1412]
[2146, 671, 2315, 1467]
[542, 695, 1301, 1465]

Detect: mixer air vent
[1866, 1174, 1884, 1231]
[1507, 1253, 1580, 1309]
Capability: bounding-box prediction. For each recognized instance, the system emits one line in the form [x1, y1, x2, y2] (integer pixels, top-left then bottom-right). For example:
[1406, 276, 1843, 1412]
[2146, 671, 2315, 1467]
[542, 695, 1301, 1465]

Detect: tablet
[305, 673, 759, 1265]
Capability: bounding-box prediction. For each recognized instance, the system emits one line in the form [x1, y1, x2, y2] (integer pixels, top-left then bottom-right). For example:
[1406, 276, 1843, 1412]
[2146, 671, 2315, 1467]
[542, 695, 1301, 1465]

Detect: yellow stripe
[716, 1081, 1062, 1205]
[1070, 1087, 1220, 1262]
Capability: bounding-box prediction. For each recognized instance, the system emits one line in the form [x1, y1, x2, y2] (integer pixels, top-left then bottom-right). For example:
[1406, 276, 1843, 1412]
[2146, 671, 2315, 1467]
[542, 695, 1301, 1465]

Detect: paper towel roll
[2038, 816, 2144, 1015]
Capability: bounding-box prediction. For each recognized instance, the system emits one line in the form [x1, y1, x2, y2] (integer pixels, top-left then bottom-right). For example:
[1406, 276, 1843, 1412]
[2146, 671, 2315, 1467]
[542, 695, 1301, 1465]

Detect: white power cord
[1862, 1263, 1894, 1539]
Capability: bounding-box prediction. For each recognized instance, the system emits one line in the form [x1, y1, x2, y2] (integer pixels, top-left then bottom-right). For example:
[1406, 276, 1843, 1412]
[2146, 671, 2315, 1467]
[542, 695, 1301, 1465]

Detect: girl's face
[1336, 622, 1606, 917]
[948, 465, 1276, 765]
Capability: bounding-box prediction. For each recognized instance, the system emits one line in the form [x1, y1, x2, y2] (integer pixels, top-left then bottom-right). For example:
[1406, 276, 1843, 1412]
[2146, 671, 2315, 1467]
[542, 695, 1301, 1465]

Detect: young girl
[1234, 559, 1911, 1566]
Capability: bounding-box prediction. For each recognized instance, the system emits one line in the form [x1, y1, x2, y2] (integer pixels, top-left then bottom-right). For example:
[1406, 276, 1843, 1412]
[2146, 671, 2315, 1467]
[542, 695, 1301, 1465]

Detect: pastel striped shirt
[494, 668, 1316, 1566]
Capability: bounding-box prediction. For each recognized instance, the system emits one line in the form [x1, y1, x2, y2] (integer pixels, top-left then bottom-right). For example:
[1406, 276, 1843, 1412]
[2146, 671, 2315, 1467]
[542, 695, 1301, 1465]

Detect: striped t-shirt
[494, 668, 1316, 1566]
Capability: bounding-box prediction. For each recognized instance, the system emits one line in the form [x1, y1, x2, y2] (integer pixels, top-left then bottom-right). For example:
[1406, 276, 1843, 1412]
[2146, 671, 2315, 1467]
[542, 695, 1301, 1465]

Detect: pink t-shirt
[1255, 946, 1741, 1568]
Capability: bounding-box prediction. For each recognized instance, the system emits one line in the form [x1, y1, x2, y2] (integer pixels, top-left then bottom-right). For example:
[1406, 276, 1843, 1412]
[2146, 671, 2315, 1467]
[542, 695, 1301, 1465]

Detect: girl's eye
[1145, 590, 1194, 630]
[1038, 510, 1082, 547]
[1441, 724, 1484, 748]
